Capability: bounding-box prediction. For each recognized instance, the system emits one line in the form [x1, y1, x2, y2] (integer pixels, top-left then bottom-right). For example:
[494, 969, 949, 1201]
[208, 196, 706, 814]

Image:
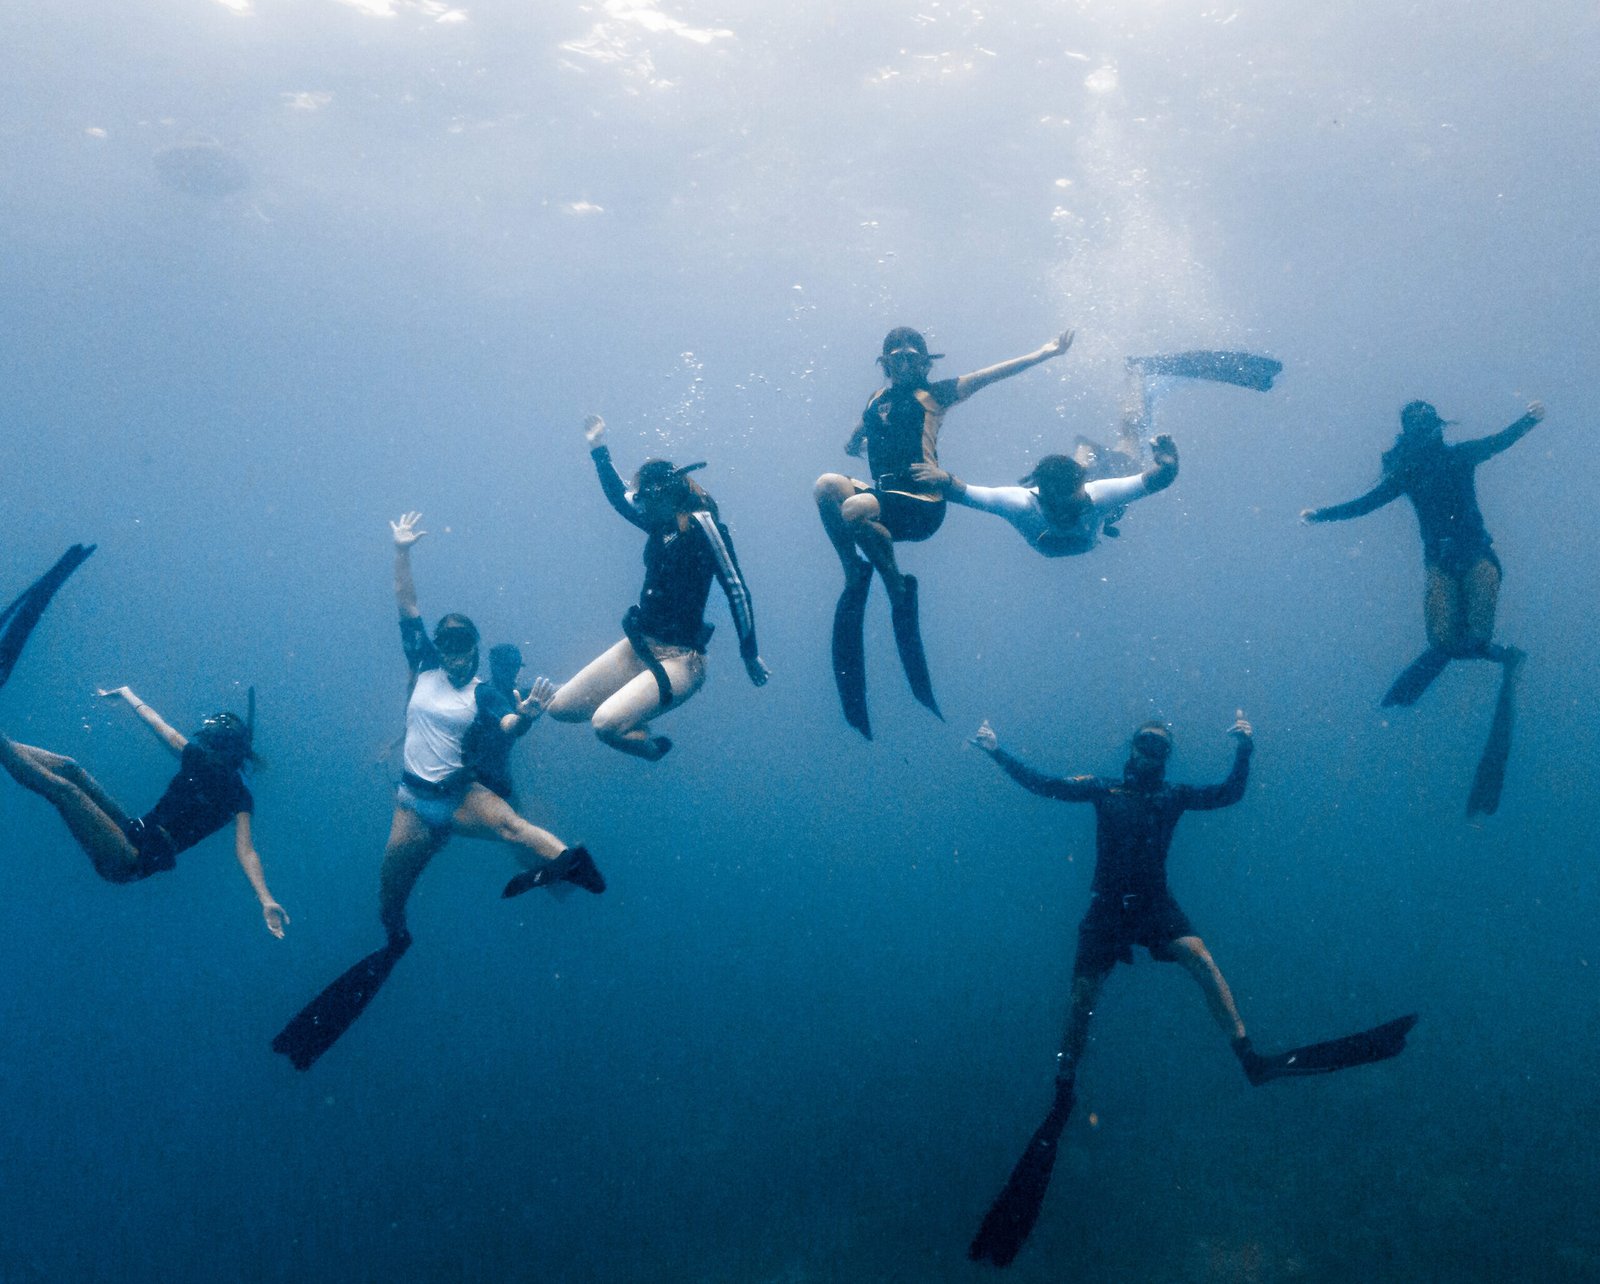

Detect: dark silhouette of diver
[965, 714, 1417, 1268]
[815, 326, 1074, 737]
[1303, 398, 1546, 815]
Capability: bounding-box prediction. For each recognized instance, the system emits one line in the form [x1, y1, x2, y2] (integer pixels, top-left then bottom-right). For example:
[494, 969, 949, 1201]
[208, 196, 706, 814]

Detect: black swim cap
[1401, 401, 1448, 433]
[433, 614, 479, 656]
[195, 711, 250, 764]
[1131, 721, 1173, 760]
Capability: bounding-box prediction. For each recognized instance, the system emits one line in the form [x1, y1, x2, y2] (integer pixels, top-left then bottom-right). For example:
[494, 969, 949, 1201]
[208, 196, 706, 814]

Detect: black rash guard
[1312, 411, 1541, 571]
[590, 445, 760, 657]
[141, 742, 253, 856]
[855, 377, 963, 496]
[990, 739, 1252, 900]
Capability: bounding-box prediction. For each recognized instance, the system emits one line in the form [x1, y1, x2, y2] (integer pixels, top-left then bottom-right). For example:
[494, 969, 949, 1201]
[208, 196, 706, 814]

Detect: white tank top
[404, 669, 480, 783]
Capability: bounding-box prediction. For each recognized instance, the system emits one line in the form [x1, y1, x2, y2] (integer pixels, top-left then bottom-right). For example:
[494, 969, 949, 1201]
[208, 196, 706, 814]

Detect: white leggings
[546, 636, 707, 739]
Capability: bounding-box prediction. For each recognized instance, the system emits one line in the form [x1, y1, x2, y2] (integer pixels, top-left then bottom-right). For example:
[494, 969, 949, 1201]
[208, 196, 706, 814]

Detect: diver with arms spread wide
[965, 714, 1416, 1268]
[271, 513, 602, 1071]
[1303, 398, 1546, 815]
[815, 326, 1074, 735]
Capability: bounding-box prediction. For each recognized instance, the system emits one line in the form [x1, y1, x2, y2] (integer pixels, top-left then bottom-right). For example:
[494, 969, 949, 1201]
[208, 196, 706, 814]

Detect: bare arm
[97, 685, 185, 756]
[390, 511, 425, 620]
[954, 330, 1074, 401]
[233, 811, 288, 939]
[1458, 400, 1545, 465]
[1301, 473, 1403, 525]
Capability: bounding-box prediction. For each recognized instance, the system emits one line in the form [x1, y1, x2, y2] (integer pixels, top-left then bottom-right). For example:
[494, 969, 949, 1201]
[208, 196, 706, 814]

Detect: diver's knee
[840, 493, 878, 525]
[814, 473, 851, 505]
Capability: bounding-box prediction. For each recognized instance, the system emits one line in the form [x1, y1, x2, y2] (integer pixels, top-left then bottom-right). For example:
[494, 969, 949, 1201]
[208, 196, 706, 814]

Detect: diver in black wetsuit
[462, 643, 554, 806]
[1303, 398, 1546, 814]
[815, 326, 1075, 737]
[546, 415, 768, 761]
[966, 714, 1416, 1267]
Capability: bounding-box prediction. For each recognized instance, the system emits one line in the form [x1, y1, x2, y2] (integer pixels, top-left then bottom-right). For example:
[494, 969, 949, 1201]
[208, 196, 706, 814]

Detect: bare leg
[840, 490, 906, 598]
[450, 784, 565, 866]
[546, 638, 643, 724]
[1165, 935, 1247, 1041]
[1424, 565, 1465, 653]
[1056, 969, 1108, 1082]
[815, 474, 872, 577]
[0, 736, 141, 882]
[591, 649, 706, 759]
[1462, 557, 1508, 659]
[377, 805, 450, 945]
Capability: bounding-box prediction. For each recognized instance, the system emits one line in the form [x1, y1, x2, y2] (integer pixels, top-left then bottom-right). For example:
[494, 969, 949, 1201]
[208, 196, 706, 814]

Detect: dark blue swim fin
[502, 845, 607, 899]
[1382, 647, 1450, 707]
[1467, 649, 1523, 817]
[968, 1076, 1075, 1267]
[0, 544, 95, 690]
[1127, 351, 1283, 392]
[1237, 1013, 1418, 1086]
[890, 574, 942, 721]
[831, 561, 873, 739]
[270, 936, 411, 1071]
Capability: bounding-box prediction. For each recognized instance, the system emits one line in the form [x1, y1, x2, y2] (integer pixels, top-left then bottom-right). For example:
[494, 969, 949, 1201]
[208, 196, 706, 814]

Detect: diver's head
[1400, 400, 1448, 441]
[488, 643, 523, 696]
[1123, 720, 1173, 788]
[630, 459, 710, 526]
[194, 711, 252, 768]
[1022, 454, 1089, 517]
[433, 613, 481, 686]
[877, 326, 942, 385]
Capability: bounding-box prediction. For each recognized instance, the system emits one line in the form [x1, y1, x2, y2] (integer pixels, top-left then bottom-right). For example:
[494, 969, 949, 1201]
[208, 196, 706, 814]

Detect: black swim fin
[502, 845, 607, 899]
[1126, 351, 1283, 392]
[890, 575, 942, 721]
[270, 935, 411, 1071]
[1236, 1013, 1418, 1086]
[968, 1077, 1076, 1268]
[1381, 647, 1450, 707]
[1467, 649, 1523, 817]
[0, 544, 96, 690]
[831, 561, 873, 739]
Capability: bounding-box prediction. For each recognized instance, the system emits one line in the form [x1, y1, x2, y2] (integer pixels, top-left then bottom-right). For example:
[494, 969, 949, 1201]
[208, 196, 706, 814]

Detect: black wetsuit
[991, 739, 1252, 975]
[850, 378, 964, 542]
[590, 445, 760, 660]
[1314, 412, 1540, 574]
[123, 743, 253, 879]
[462, 684, 528, 802]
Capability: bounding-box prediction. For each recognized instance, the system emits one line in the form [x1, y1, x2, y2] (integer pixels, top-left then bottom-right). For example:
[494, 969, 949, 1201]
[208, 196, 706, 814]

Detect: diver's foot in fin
[968, 1077, 1076, 1267]
[1235, 1014, 1418, 1087]
[502, 845, 607, 899]
[1467, 652, 1522, 818]
[889, 574, 942, 720]
[831, 559, 874, 739]
[607, 733, 672, 762]
[270, 935, 412, 1072]
[1125, 351, 1283, 392]
[1382, 648, 1450, 707]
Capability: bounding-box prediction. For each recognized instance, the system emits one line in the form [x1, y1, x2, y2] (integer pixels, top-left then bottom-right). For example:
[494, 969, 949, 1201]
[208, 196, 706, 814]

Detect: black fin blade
[890, 575, 941, 720]
[831, 568, 873, 738]
[270, 938, 410, 1071]
[969, 1082, 1075, 1268]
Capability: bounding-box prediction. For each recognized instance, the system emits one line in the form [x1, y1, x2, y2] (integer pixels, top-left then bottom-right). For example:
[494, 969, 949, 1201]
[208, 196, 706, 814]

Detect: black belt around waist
[622, 607, 713, 707]
[402, 770, 469, 799]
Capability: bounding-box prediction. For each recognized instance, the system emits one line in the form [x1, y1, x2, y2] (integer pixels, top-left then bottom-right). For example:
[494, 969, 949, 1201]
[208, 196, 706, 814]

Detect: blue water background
[2, 3, 1597, 1280]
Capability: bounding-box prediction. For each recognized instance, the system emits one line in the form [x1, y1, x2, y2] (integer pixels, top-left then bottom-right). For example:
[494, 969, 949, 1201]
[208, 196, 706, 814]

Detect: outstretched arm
[585, 415, 650, 530]
[97, 685, 185, 756]
[391, 511, 425, 620]
[1458, 400, 1545, 465]
[970, 719, 1101, 802]
[1301, 473, 1403, 525]
[233, 811, 288, 939]
[954, 330, 1074, 402]
[1178, 712, 1253, 811]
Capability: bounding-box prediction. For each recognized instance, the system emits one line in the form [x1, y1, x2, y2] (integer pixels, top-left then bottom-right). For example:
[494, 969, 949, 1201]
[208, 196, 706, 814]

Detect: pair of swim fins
[0, 545, 96, 691]
[831, 561, 941, 739]
[1383, 647, 1522, 817]
[969, 1013, 1417, 1268]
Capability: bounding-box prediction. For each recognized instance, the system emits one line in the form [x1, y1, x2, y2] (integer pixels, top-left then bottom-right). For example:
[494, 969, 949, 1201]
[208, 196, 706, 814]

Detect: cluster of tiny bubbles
[652, 350, 706, 449]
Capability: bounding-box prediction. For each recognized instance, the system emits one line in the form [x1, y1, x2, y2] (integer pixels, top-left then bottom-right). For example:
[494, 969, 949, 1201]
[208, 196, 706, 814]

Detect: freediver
[966, 714, 1417, 1267]
[815, 326, 1075, 736]
[270, 513, 602, 1071]
[0, 546, 290, 938]
[545, 416, 769, 762]
[1302, 398, 1546, 815]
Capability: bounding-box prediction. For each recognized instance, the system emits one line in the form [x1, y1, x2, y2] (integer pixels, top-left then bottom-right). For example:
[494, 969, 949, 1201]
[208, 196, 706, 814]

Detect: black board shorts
[850, 478, 947, 542]
[1072, 891, 1195, 977]
[119, 817, 179, 882]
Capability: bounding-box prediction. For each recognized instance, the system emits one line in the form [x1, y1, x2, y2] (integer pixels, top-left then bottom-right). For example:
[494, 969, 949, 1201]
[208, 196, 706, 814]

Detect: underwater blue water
[2, 2, 1598, 1280]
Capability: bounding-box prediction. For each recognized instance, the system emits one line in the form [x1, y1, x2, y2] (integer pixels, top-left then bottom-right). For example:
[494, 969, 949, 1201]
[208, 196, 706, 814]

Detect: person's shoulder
[928, 377, 962, 407]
